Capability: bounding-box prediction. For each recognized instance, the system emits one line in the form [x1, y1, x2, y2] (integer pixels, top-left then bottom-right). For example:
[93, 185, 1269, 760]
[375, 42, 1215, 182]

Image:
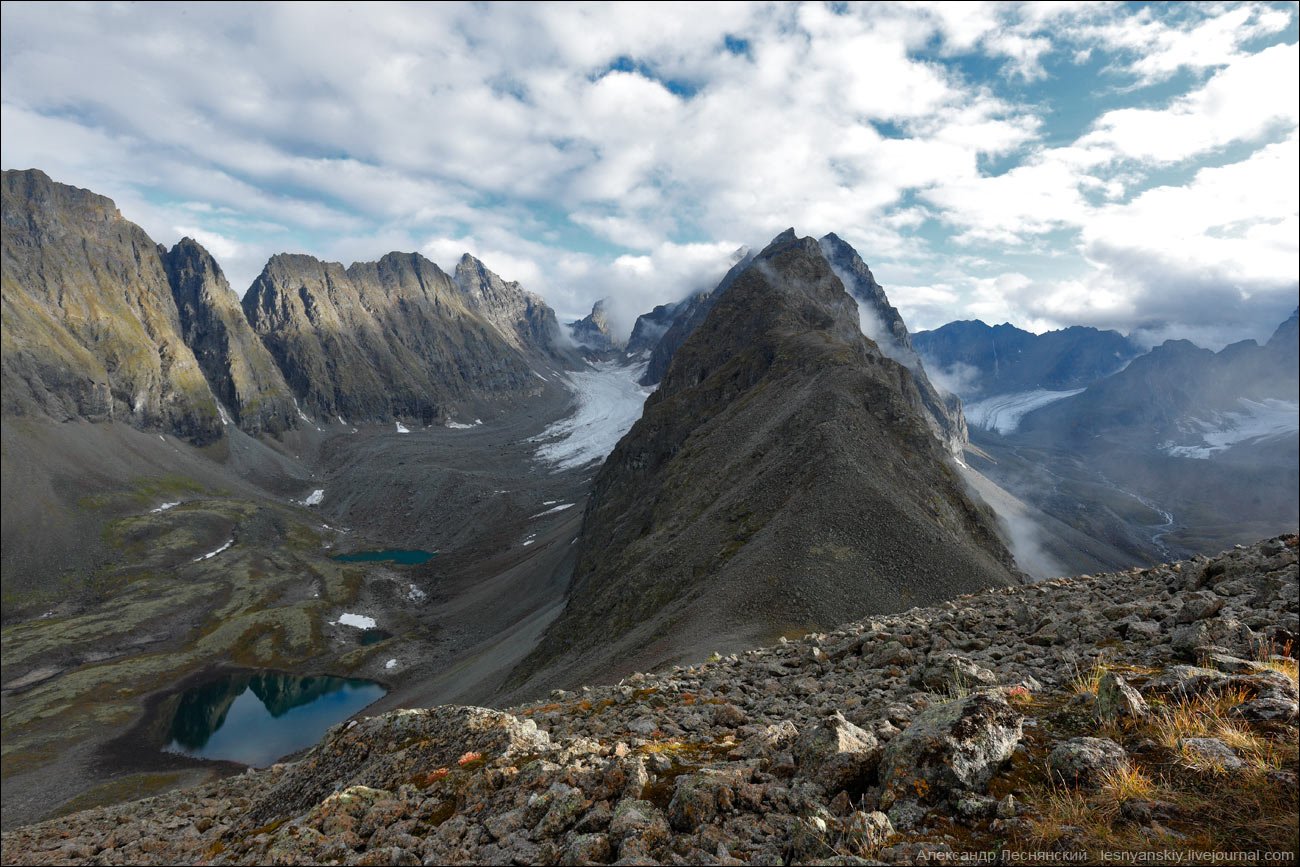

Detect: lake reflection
[165, 671, 385, 766]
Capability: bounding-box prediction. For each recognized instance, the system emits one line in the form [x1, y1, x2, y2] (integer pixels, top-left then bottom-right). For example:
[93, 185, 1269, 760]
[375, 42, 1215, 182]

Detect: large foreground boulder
[876, 692, 1024, 807]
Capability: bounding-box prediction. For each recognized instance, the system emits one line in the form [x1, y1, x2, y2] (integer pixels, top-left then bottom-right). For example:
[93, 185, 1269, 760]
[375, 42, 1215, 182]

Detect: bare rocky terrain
[3, 535, 1294, 865]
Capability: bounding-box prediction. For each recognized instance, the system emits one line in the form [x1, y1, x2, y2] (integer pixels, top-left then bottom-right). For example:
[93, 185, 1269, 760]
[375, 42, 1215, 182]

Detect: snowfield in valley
[532, 361, 655, 470]
[964, 388, 1085, 434]
[1162, 398, 1300, 459]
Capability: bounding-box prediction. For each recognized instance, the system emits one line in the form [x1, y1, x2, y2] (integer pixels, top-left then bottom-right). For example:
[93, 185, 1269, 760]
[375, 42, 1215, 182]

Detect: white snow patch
[194, 539, 233, 562]
[542, 500, 558, 505]
[150, 501, 181, 513]
[965, 389, 1085, 434]
[522, 533, 537, 546]
[385, 658, 398, 669]
[407, 583, 426, 602]
[217, 405, 232, 426]
[530, 503, 575, 519]
[446, 419, 482, 429]
[531, 361, 653, 470]
[337, 415, 349, 426]
[1162, 398, 1300, 459]
[534, 372, 550, 382]
[337, 612, 377, 630]
[294, 400, 312, 424]
[396, 422, 411, 434]
[302, 489, 325, 507]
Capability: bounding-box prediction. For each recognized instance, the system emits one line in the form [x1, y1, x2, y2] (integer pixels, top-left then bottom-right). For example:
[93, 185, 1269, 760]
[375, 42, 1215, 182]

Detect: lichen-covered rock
[793, 712, 882, 793]
[1048, 737, 1129, 788]
[1095, 671, 1149, 721]
[843, 809, 894, 849]
[917, 655, 998, 693]
[608, 798, 671, 851]
[876, 692, 1024, 805]
[1178, 738, 1246, 771]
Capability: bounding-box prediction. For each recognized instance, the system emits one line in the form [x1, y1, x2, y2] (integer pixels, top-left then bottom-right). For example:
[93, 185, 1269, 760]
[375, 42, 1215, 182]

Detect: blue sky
[2, 2, 1297, 347]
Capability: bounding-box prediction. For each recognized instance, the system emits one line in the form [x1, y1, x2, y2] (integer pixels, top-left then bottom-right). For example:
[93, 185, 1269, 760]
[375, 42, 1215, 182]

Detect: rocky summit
[4, 536, 1294, 865]
[567, 299, 623, 355]
[513, 230, 1019, 695]
[452, 254, 568, 362]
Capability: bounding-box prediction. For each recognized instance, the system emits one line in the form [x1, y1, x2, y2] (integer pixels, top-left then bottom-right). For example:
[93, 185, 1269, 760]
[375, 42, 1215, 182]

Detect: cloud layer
[2, 2, 1295, 345]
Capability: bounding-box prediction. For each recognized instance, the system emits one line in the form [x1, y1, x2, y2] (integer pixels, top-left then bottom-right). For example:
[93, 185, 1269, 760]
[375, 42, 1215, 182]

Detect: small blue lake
[164, 672, 385, 766]
[331, 549, 437, 565]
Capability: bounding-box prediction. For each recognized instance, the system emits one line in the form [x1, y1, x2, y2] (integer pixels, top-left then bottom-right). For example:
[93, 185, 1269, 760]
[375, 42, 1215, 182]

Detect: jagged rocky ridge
[567, 299, 622, 354]
[4, 536, 1294, 865]
[3, 169, 570, 440]
[515, 230, 1020, 693]
[1, 169, 226, 444]
[242, 252, 537, 424]
[452, 254, 567, 361]
[639, 247, 754, 387]
[818, 233, 966, 454]
[163, 238, 300, 437]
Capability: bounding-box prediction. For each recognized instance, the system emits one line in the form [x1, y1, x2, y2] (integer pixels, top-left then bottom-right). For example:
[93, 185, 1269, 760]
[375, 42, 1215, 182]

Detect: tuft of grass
[1147, 687, 1273, 771]
[1256, 639, 1298, 687]
[1070, 661, 1108, 696]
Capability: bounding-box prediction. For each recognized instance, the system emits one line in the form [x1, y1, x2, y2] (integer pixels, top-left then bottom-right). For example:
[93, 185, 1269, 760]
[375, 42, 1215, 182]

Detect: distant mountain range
[913, 320, 1143, 399]
[928, 308, 1299, 568]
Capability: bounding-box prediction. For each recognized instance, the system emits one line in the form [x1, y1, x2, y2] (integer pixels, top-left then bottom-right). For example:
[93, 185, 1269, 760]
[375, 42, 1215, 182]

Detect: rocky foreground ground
[4, 535, 1297, 866]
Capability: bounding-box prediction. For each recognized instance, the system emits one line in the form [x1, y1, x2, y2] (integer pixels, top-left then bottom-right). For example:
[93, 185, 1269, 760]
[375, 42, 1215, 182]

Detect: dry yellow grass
[1070, 660, 1107, 695]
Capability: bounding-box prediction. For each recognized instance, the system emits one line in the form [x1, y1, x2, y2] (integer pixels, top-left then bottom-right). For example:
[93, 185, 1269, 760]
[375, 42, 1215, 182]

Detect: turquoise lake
[331, 549, 437, 565]
[164, 672, 385, 766]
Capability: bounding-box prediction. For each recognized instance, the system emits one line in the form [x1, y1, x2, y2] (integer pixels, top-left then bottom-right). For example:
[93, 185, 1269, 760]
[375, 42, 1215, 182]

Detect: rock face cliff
[163, 238, 298, 437]
[7, 536, 1294, 865]
[453, 253, 566, 360]
[818, 233, 966, 453]
[518, 230, 1020, 690]
[625, 301, 681, 356]
[568, 299, 622, 354]
[1, 169, 223, 444]
[242, 252, 535, 423]
[639, 247, 753, 386]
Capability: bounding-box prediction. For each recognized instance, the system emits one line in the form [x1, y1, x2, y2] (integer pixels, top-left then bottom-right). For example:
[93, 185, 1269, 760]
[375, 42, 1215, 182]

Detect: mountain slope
[13, 533, 1291, 864]
[452, 253, 568, 361]
[1019, 316, 1299, 451]
[819, 232, 966, 453]
[514, 230, 1020, 692]
[967, 310, 1298, 566]
[242, 251, 535, 423]
[163, 238, 299, 437]
[1, 169, 222, 444]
